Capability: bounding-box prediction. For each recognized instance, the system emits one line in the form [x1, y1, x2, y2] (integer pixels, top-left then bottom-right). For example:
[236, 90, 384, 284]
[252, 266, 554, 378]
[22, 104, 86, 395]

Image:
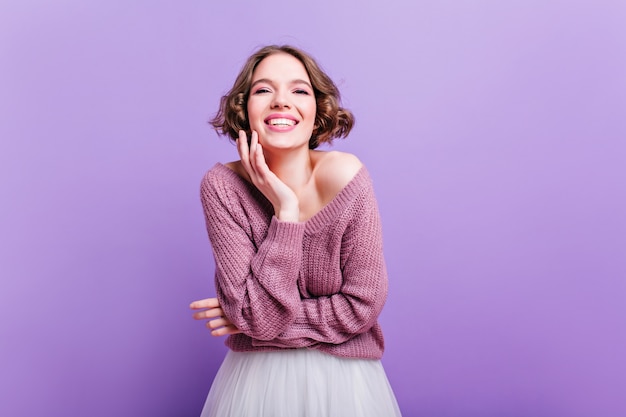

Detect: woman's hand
[238, 130, 300, 222]
[190, 297, 241, 336]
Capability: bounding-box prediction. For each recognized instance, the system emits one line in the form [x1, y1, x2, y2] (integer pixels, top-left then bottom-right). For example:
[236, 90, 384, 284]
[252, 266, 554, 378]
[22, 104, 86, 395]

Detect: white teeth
[268, 118, 296, 126]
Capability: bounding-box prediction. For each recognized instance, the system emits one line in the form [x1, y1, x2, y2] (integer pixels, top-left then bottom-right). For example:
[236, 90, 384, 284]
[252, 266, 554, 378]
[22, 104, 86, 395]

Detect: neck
[264, 148, 313, 192]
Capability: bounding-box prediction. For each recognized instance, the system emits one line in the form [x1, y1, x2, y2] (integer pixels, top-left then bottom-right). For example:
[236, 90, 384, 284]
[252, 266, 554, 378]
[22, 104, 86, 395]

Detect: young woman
[190, 45, 402, 417]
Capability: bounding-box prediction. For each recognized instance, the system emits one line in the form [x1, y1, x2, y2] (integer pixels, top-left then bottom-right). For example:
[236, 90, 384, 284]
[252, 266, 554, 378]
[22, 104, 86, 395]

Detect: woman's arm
[251, 181, 388, 348]
[195, 129, 310, 340]
[193, 181, 387, 346]
[200, 170, 305, 341]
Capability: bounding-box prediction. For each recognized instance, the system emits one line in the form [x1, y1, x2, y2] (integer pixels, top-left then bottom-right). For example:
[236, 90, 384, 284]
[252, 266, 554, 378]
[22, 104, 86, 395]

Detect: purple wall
[1, 1, 625, 416]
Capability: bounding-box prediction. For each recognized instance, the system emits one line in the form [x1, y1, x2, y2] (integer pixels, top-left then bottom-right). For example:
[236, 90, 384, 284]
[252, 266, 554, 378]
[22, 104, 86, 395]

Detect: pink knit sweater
[200, 163, 388, 359]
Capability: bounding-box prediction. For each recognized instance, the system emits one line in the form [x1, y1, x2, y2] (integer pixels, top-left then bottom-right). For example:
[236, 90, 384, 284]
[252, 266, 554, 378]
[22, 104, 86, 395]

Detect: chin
[260, 132, 310, 149]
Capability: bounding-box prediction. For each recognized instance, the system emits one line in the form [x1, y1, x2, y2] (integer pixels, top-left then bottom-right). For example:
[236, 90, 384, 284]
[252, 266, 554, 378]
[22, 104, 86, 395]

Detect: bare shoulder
[223, 160, 251, 183]
[224, 160, 242, 173]
[312, 151, 364, 194]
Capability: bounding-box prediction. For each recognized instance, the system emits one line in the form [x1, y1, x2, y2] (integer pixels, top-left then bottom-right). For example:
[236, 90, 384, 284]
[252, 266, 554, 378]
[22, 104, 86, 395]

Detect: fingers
[210, 324, 242, 337]
[252, 140, 269, 177]
[191, 306, 225, 320]
[207, 318, 241, 336]
[247, 130, 262, 179]
[237, 130, 251, 171]
[189, 297, 220, 310]
[205, 317, 230, 329]
[247, 130, 258, 173]
[190, 297, 241, 336]
[203, 313, 242, 336]
[238, 130, 261, 176]
[239, 130, 269, 188]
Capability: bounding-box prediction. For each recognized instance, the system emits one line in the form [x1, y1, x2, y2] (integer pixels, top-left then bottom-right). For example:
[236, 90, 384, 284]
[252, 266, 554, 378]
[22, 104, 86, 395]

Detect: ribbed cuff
[267, 216, 306, 244]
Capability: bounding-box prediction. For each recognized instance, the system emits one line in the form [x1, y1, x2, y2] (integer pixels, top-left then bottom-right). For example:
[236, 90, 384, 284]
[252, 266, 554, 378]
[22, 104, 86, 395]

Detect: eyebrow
[250, 78, 313, 89]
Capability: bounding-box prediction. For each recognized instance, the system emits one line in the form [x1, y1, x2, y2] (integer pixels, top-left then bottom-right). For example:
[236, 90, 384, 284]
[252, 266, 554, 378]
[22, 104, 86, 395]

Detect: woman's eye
[294, 89, 310, 95]
[253, 88, 270, 94]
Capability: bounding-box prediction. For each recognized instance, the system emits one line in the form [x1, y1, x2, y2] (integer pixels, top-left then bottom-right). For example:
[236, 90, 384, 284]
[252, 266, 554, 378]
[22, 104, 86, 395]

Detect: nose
[271, 90, 290, 109]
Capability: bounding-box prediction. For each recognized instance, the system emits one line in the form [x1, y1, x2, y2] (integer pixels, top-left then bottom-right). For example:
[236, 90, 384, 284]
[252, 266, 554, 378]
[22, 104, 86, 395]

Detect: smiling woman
[246, 53, 317, 151]
[190, 45, 402, 416]
[210, 44, 353, 149]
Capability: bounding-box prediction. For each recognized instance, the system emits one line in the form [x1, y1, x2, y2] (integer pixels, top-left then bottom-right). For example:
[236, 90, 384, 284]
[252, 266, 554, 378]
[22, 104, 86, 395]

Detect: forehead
[252, 52, 310, 82]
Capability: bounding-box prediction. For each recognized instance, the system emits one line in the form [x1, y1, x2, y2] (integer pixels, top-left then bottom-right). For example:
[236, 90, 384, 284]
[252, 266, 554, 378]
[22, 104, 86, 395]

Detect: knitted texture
[200, 163, 388, 359]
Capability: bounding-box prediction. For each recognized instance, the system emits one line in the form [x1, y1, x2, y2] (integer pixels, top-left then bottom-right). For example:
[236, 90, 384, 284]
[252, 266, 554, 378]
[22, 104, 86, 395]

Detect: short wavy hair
[210, 45, 354, 149]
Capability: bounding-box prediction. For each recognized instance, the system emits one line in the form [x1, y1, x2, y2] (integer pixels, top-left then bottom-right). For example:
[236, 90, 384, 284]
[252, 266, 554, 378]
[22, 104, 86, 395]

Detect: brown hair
[210, 45, 354, 149]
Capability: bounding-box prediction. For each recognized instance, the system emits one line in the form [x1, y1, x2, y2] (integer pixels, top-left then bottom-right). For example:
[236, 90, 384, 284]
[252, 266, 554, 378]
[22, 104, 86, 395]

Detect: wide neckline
[212, 162, 368, 231]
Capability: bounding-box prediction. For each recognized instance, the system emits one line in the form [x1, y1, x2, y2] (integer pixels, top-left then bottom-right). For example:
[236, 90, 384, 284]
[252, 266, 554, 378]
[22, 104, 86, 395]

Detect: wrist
[275, 205, 299, 222]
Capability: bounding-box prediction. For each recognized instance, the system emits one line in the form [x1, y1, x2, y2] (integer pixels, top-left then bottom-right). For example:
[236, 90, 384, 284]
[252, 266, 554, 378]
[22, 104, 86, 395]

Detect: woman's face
[247, 52, 316, 151]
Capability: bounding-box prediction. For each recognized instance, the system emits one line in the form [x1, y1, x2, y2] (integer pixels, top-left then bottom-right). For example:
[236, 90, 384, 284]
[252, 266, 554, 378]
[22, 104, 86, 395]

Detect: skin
[190, 52, 362, 337]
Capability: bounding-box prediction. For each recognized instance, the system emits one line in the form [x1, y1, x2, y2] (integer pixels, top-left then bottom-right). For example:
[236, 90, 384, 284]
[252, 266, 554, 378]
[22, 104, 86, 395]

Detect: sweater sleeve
[201, 171, 305, 341]
[251, 180, 388, 348]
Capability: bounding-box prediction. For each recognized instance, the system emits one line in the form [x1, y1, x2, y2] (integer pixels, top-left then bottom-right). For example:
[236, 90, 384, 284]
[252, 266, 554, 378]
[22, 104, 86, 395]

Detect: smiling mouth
[266, 118, 297, 127]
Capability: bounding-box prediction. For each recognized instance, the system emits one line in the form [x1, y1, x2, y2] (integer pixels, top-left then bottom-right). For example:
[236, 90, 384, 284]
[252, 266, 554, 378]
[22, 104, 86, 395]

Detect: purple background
[1, 1, 625, 416]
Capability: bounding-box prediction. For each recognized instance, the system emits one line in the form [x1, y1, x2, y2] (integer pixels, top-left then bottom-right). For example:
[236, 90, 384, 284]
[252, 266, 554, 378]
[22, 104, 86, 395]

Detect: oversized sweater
[200, 163, 388, 359]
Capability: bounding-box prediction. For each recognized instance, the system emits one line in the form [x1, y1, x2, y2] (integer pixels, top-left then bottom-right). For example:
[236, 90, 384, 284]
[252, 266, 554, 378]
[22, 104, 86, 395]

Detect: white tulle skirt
[200, 349, 402, 417]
